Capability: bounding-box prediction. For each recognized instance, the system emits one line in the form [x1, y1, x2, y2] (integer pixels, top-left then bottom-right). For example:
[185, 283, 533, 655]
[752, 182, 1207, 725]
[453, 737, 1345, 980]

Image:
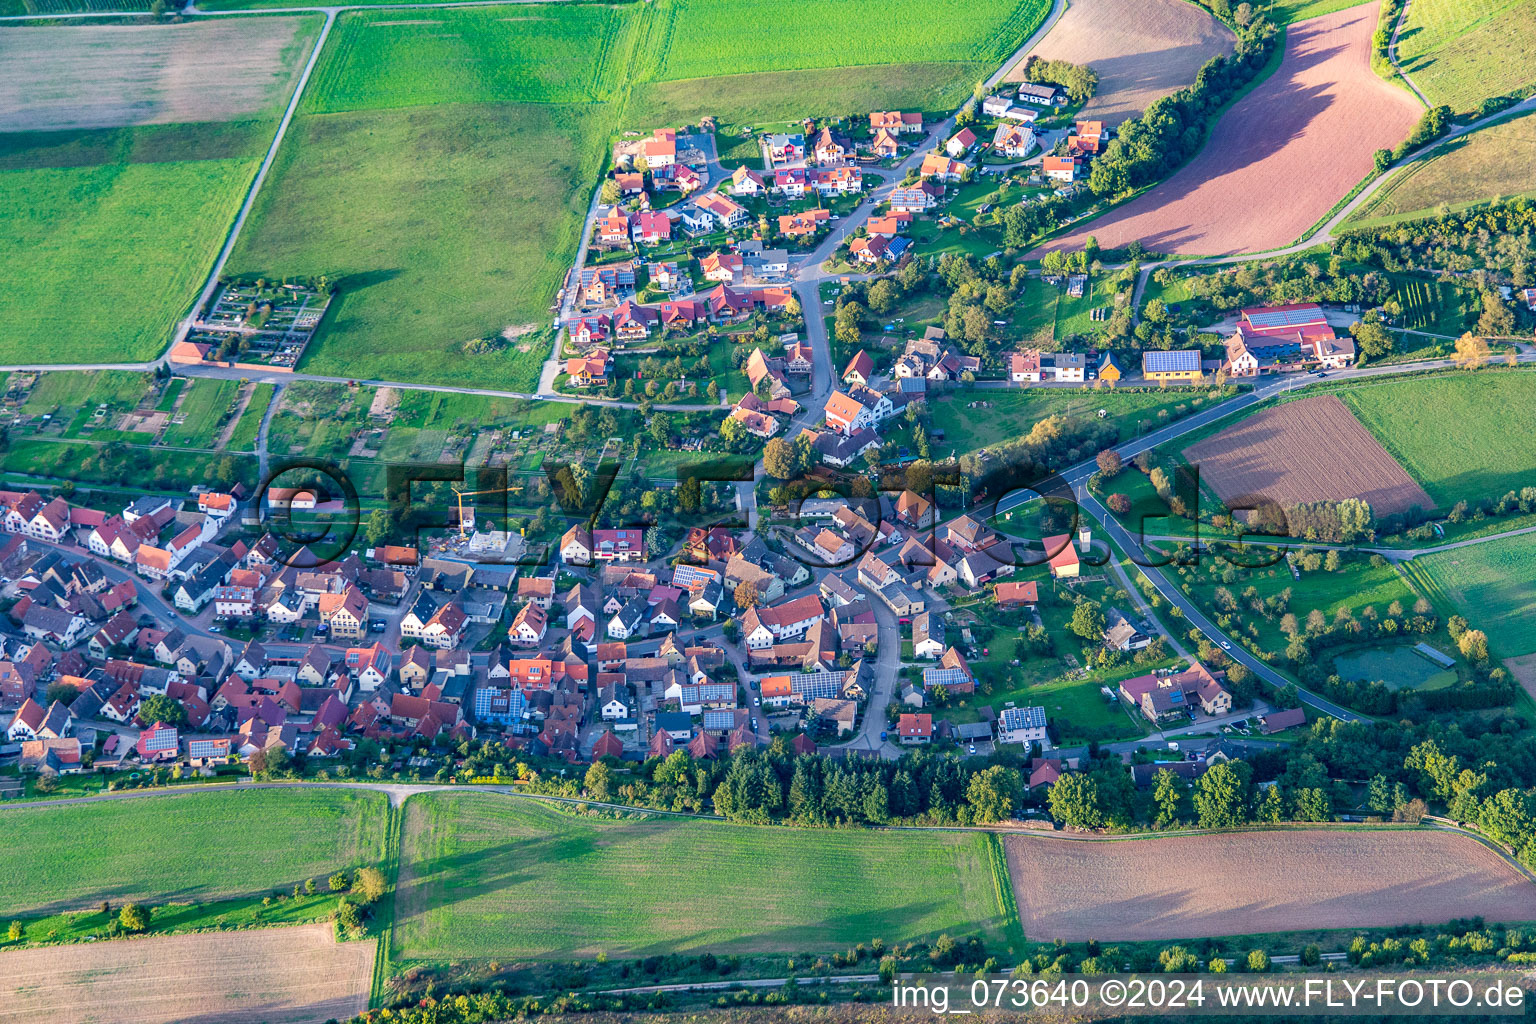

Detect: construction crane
[449, 484, 522, 540]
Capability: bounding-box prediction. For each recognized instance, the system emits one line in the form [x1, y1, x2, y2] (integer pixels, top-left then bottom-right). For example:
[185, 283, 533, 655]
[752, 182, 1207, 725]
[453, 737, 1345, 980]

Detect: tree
[734, 580, 760, 610]
[1069, 601, 1106, 642]
[966, 765, 1022, 823]
[648, 412, 673, 445]
[328, 871, 351, 893]
[1476, 291, 1515, 337]
[1096, 449, 1123, 477]
[763, 437, 797, 480]
[1046, 773, 1104, 829]
[1246, 949, 1270, 973]
[6, 921, 21, 942]
[119, 904, 149, 932]
[1457, 628, 1489, 662]
[584, 761, 613, 802]
[137, 694, 187, 727]
[1152, 767, 1181, 827]
[1453, 332, 1490, 369]
[363, 508, 395, 547]
[1107, 493, 1131, 515]
[44, 682, 78, 706]
[335, 898, 362, 933]
[676, 476, 702, 514]
[352, 866, 388, 905]
[706, 380, 721, 404]
[1349, 313, 1394, 360]
[1193, 761, 1250, 828]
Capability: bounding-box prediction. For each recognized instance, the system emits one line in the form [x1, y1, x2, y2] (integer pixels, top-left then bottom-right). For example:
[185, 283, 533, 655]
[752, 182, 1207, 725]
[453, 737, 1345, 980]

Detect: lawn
[0, 789, 389, 915]
[1413, 532, 1536, 657]
[392, 792, 1017, 960]
[924, 387, 1198, 456]
[19, 370, 150, 418]
[161, 378, 238, 448]
[0, 123, 266, 364]
[1344, 111, 1536, 228]
[1394, 0, 1536, 113]
[226, 381, 275, 452]
[1336, 370, 1536, 507]
[1053, 278, 1117, 340]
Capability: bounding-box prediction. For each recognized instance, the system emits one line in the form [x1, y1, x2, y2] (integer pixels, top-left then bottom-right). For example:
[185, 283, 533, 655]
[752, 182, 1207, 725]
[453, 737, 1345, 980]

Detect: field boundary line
[985, 833, 1025, 950]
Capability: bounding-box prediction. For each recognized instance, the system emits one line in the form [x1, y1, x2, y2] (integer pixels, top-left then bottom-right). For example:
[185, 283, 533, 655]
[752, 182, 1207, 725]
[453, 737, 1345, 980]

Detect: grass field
[1387, 273, 1479, 335]
[925, 387, 1201, 456]
[0, 124, 266, 364]
[0, 789, 389, 915]
[1332, 644, 1458, 690]
[393, 792, 1017, 960]
[1345, 111, 1536, 228]
[1395, 0, 1536, 113]
[161, 377, 238, 448]
[1337, 371, 1536, 507]
[226, 381, 275, 451]
[1414, 532, 1536, 656]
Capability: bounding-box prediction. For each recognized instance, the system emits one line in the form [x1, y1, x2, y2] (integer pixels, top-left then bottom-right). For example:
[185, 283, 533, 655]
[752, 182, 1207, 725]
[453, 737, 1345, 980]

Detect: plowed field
[1006, 829, 1536, 941]
[1004, 0, 1235, 126]
[1182, 395, 1433, 515]
[0, 924, 373, 1024]
[1035, 2, 1421, 256]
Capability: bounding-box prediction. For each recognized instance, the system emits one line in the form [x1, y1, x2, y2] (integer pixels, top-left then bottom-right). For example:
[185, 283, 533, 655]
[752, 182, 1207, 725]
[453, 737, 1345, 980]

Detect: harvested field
[0, 18, 318, 133]
[1182, 395, 1433, 515]
[1003, 0, 1235, 126]
[1005, 829, 1536, 941]
[0, 923, 373, 1024]
[1036, 2, 1421, 256]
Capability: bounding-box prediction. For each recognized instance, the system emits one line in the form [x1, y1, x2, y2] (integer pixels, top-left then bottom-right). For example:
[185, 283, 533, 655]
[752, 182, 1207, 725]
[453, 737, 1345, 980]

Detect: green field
[1395, 0, 1536, 113]
[1337, 371, 1536, 507]
[393, 792, 1015, 960]
[1332, 644, 1458, 690]
[227, 382, 276, 452]
[1264, 0, 1373, 25]
[0, 789, 389, 915]
[0, 124, 266, 364]
[1414, 532, 1536, 656]
[924, 387, 1198, 456]
[162, 378, 239, 448]
[1345, 111, 1536, 228]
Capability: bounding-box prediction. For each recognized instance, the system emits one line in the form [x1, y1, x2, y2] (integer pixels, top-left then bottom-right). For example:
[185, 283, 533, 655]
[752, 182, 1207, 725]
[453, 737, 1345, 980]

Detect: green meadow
[1395, 0, 1536, 113]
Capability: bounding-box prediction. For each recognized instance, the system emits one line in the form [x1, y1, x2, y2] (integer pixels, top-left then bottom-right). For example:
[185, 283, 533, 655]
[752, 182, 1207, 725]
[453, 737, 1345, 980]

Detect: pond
[1333, 645, 1457, 691]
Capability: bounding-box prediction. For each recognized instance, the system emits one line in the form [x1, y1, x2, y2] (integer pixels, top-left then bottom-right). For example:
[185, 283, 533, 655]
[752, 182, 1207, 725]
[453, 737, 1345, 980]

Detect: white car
[1220, 641, 1232, 650]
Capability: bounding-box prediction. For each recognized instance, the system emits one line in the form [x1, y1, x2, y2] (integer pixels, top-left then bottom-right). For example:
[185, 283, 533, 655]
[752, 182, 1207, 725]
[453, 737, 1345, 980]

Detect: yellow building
[1142, 350, 1204, 384]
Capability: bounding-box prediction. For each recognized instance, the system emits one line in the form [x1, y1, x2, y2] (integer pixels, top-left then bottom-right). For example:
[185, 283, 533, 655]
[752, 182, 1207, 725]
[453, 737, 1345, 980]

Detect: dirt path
[214, 382, 255, 450]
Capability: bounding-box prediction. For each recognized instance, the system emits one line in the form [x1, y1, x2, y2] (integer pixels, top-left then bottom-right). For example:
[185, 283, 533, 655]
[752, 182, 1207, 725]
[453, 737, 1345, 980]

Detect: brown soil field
[1182, 395, 1434, 515]
[0, 18, 315, 133]
[1006, 829, 1536, 942]
[1034, 2, 1421, 256]
[1004, 0, 1235, 126]
[0, 924, 373, 1024]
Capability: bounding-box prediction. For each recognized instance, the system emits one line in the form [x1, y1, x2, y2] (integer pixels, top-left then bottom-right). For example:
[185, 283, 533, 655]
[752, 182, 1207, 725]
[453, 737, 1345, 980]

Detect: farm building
[1141, 350, 1204, 384]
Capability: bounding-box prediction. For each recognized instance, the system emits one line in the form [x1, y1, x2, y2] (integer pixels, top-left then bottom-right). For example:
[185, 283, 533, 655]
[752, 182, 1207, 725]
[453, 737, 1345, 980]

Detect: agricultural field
[161, 377, 240, 448]
[0, 923, 373, 1024]
[922, 387, 1197, 456]
[393, 792, 1016, 960]
[1037, 3, 1421, 256]
[1394, 0, 1536, 113]
[1336, 371, 1536, 507]
[0, 17, 322, 366]
[230, 5, 637, 389]
[1006, 829, 1536, 941]
[1345, 111, 1536, 228]
[1003, 0, 1235, 126]
[0, 18, 319, 133]
[1182, 395, 1434, 515]
[1413, 532, 1536, 657]
[0, 789, 389, 915]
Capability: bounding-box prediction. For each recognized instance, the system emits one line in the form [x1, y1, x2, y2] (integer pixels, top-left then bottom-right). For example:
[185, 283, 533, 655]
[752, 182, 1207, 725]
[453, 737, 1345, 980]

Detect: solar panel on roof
[1246, 307, 1323, 328]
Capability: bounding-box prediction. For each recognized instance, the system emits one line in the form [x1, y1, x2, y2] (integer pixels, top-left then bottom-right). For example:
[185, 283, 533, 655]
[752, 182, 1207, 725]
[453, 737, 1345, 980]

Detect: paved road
[831, 587, 901, 758]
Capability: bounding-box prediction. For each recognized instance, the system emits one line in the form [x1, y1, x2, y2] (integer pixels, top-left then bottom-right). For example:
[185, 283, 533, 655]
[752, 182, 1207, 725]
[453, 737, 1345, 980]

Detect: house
[944, 514, 996, 553]
[639, 127, 677, 166]
[579, 262, 636, 305]
[920, 152, 968, 183]
[197, 492, 238, 519]
[701, 250, 745, 282]
[849, 234, 910, 265]
[1016, 82, 1066, 106]
[870, 110, 924, 134]
[811, 166, 862, 195]
[1043, 534, 1080, 578]
[764, 132, 805, 166]
[778, 208, 830, 238]
[1042, 155, 1079, 182]
[1119, 663, 1232, 723]
[771, 169, 805, 201]
[1142, 349, 1204, 384]
[566, 348, 612, 387]
[1223, 304, 1355, 376]
[594, 206, 631, 248]
[1103, 609, 1151, 652]
[420, 600, 468, 649]
[912, 611, 945, 659]
[945, 128, 976, 158]
[841, 351, 874, 388]
[810, 427, 880, 468]
[613, 170, 645, 196]
[1072, 120, 1106, 154]
[1098, 352, 1124, 383]
[651, 261, 685, 292]
[567, 313, 610, 346]
[319, 586, 369, 642]
[992, 123, 1037, 159]
[136, 721, 179, 762]
[813, 697, 857, 734]
[612, 300, 658, 342]
[729, 165, 765, 196]
[888, 182, 942, 212]
[896, 712, 933, 744]
[998, 705, 1049, 746]
[607, 598, 647, 640]
[993, 580, 1038, 609]
[865, 212, 911, 237]
[813, 125, 849, 165]
[8, 699, 71, 742]
[19, 736, 82, 776]
[631, 210, 672, 246]
[823, 386, 894, 436]
[1259, 707, 1307, 734]
[869, 127, 901, 158]
[508, 603, 547, 646]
